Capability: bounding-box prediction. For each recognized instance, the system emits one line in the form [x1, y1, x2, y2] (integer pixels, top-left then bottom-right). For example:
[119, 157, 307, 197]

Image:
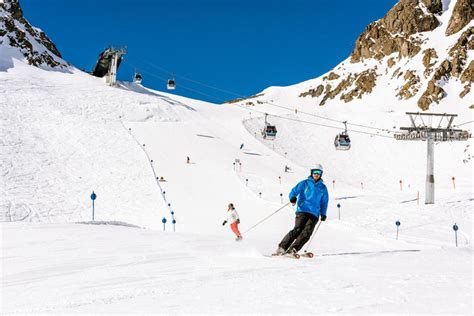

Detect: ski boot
[272, 246, 286, 256]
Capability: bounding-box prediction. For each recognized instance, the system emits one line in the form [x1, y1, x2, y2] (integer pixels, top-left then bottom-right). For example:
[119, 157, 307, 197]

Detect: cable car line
[235, 104, 393, 139]
[453, 120, 474, 127]
[130, 59, 428, 138]
[137, 67, 226, 102]
[137, 59, 398, 134]
[143, 61, 243, 97]
[133, 62, 395, 139]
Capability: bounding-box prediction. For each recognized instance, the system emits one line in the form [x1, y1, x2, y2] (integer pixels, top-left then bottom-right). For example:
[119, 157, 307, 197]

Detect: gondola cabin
[167, 79, 176, 90]
[262, 123, 277, 140]
[261, 113, 277, 140]
[133, 72, 142, 84]
[334, 132, 351, 150]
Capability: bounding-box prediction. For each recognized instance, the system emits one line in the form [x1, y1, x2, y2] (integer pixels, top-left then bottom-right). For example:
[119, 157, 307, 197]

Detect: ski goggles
[311, 169, 322, 175]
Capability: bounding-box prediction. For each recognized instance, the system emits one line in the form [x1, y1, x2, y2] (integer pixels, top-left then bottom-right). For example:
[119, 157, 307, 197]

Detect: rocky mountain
[0, 0, 67, 68]
[245, 0, 473, 111]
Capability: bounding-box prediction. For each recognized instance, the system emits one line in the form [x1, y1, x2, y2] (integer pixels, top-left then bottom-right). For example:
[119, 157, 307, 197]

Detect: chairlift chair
[335, 121, 351, 150]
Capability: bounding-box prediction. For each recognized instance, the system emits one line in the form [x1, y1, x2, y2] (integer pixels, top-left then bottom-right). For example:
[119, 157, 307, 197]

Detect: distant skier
[186, 156, 190, 164]
[240, 143, 244, 150]
[222, 203, 242, 241]
[273, 164, 328, 256]
[284, 165, 290, 173]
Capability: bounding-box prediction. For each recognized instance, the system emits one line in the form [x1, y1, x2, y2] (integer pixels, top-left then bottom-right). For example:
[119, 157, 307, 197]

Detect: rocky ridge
[0, 0, 67, 68]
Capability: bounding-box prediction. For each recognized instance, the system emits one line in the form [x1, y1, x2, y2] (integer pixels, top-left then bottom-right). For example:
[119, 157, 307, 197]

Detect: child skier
[222, 203, 243, 241]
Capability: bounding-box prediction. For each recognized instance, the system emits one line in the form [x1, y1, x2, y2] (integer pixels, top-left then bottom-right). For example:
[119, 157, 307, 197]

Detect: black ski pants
[279, 212, 318, 252]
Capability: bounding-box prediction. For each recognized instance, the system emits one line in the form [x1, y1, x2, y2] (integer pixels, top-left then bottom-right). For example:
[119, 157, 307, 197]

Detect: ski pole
[243, 202, 291, 235]
[303, 220, 322, 253]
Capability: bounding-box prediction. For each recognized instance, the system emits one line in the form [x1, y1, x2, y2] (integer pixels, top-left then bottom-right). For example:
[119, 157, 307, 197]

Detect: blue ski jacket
[289, 177, 329, 218]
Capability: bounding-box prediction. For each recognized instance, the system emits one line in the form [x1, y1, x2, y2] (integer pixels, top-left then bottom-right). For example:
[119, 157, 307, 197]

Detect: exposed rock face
[397, 70, 421, 99]
[0, 0, 67, 68]
[316, 69, 378, 106]
[323, 72, 340, 81]
[460, 60, 473, 98]
[387, 57, 396, 68]
[382, 0, 441, 34]
[421, 0, 443, 14]
[299, 85, 324, 98]
[418, 26, 473, 109]
[461, 61, 474, 83]
[351, 22, 422, 63]
[422, 48, 438, 76]
[446, 0, 474, 36]
[351, 0, 442, 63]
[340, 69, 378, 103]
[448, 27, 473, 78]
[418, 80, 446, 110]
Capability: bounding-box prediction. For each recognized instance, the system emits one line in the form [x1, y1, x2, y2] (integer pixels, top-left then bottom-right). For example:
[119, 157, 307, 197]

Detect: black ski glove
[320, 215, 327, 221]
[237, 219, 240, 224]
[290, 197, 297, 204]
[222, 220, 227, 226]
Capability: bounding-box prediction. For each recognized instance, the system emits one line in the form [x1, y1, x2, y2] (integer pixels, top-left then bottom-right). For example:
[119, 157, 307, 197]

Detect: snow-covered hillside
[1, 0, 472, 314]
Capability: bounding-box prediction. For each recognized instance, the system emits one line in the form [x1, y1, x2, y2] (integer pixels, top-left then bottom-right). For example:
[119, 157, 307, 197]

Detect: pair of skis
[270, 219, 323, 259]
[270, 251, 314, 259]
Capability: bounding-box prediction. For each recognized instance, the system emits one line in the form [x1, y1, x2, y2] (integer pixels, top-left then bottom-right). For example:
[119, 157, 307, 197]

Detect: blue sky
[22, 0, 397, 103]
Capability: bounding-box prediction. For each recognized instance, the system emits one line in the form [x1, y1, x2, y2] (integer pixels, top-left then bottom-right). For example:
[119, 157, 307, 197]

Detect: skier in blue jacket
[273, 164, 329, 256]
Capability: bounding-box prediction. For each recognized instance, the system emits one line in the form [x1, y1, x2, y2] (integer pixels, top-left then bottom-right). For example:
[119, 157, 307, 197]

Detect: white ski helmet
[310, 163, 323, 176]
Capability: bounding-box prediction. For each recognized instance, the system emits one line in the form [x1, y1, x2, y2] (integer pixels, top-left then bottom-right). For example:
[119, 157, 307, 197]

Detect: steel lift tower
[394, 112, 471, 204]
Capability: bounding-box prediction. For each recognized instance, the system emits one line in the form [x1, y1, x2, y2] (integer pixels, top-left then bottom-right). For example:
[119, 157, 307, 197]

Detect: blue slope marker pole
[337, 203, 341, 220]
[453, 223, 458, 247]
[90, 191, 97, 221]
[162, 217, 167, 231]
[172, 219, 176, 232]
[396, 220, 401, 240]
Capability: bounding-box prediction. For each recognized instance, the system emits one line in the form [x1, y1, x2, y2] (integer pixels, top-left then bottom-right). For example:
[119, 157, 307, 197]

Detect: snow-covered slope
[1, 56, 472, 313]
[1, 0, 472, 314]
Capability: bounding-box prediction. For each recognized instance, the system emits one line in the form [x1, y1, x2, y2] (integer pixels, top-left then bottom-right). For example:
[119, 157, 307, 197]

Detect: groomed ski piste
[1, 47, 473, 313]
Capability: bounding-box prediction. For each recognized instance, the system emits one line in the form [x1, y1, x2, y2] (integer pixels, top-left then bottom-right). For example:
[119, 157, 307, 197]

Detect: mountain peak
[292, 0, 473, 111]
[0, 0, 67, 68]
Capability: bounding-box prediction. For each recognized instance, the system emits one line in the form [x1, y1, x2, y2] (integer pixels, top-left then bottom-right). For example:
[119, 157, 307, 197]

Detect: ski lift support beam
[394, 112, 471, 205]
